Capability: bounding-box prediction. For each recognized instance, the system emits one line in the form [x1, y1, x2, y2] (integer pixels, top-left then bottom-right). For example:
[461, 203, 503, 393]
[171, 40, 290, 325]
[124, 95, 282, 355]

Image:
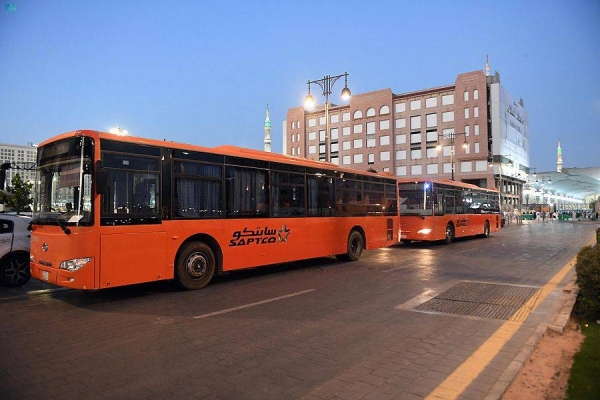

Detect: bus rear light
[417, 228, 432, 235]
[59, 258, 91, 271]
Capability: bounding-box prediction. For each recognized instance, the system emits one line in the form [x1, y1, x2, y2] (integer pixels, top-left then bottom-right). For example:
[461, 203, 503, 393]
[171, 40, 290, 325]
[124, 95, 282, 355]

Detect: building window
[426, 164, 439, 174]
[308, 131, 316, 141]
[442, 94, 454, 105]
[410, 115, 421, 130]
[425, 97, 437, 108]
[442, 111, 454, 122]
[319, 130, 325, 141]
[410, 100, 421, 110]
[291, 135, 295, 143]
[396, 166, 407, 176]
[460, 161, 472, 172]
[396, 134, 406, 144]
[411, 149, 422, 159]
[464, 108, 470, 119]
[380, 151, 390, 161]
[353, 154, 363, 164]
[366, 138, 376, 148]
[291, 121, 295, 129]
[426, 130, 438, 142]
[330, 114, 339, 124]
[342, 126, 351, 136]
[474, 143, 480, 153]
[291, 147, 295, 156]
[368, 153, 375, 164]
[410, 132, 421, 144]
[465, 125, 470, 136]
[342, 112, 350, 121]
[366, 122, 376, 135]
[395, 103, 406, 113]
[296, 133, 300, 142]
[309, 118, 316, 127]
[319, 116, 326, 126]
[396, 150, 407, 160]
[297, 147, 301, 156]
[464, 144, 470, 154]
[443, 163, 452, 173]
[426, 147, 437, 158]
[464, 91, 469, 101]
[380, 135, 390, 146]
[475, 160, 487, 171]
[380, 105, 390, 115]
[353, 139, 363, 148]
[411, 165, 422, 175]
[342, 155, 351, 165]
[330, 128, 339, 140]
[353, 124, 363, 134]
[474, 124, 480, 135]
[308, 145, 316, 154]
[380, 120, 390, 130]
[474, 107, 479, 118]
[319, 144, 325, 154]
[366, 107, 376, 117]
[426, 113, 437, 128]
[331, 142, 339, 153]
[353, 110, 363, 119]
[442, 145, 451, 157]
[331, 156, 338, 165]
[342, 141, 351, 150]
[395, 118, 406, 129]
[473, 89, 479, 100]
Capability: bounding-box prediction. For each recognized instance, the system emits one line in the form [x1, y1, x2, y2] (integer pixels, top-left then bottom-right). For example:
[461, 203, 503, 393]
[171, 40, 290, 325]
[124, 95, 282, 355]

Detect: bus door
[98, 152, 167, 288]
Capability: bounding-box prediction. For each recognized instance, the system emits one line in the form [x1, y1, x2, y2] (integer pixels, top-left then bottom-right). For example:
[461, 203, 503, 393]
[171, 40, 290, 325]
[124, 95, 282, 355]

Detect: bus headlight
[417, 228, 432, 235]
[59, 258, 91, 271]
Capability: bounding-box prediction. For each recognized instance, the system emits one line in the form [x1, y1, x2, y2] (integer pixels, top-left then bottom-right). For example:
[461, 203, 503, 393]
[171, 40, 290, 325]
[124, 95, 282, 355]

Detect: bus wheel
[444, 224, 454, 245]
[336, 230, 364, 261]
[482, 221, 490, 238]
[176, 242, 215, 290]
[401, 239, 412, 245]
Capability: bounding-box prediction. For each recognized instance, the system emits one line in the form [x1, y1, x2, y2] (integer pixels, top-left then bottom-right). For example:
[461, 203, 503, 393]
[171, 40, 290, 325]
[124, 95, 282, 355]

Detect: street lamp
[436, 130, 467, 181]
[304, 72, 351, 162]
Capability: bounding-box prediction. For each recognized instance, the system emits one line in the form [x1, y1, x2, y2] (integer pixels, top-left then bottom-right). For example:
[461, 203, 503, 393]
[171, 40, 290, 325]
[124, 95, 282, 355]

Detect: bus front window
[33, 137, 94, 227]
[398, 182, 433, 216]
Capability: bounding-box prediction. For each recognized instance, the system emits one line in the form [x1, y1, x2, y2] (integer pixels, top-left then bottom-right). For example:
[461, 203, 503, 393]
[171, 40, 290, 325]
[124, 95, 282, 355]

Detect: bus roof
[397, 177, 499, 193]
[40, 130, 395, 180]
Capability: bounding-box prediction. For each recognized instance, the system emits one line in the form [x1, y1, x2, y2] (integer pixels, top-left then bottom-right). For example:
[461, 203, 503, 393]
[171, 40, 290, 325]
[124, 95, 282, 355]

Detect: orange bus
[397, 178, 500, 244]
[29, 130, 399, 290]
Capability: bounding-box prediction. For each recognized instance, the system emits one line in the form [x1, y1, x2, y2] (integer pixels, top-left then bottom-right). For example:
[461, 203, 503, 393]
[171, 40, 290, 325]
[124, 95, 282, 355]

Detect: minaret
[485, 55, 490, 77]
[264, 103, 271, 153]
[556, 140, 563, 172]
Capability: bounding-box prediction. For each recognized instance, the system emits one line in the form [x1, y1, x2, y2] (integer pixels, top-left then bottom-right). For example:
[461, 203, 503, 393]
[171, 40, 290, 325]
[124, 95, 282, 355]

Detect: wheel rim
[485, 222, 490, 236]
[350, 237, 361, 256]
[4, 258, 29, 286]
[446, 226, 453, 241]
[186, 253, 209, 279]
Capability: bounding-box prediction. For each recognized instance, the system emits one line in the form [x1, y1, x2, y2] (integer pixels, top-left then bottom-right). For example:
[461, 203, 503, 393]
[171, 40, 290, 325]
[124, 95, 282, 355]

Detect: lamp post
[304, 72, 351, 162]
[436, 130, 467, 181]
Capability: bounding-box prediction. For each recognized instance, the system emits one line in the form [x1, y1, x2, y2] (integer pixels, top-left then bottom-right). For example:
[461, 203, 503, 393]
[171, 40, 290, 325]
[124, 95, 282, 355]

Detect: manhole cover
[414, 282, 540, 321]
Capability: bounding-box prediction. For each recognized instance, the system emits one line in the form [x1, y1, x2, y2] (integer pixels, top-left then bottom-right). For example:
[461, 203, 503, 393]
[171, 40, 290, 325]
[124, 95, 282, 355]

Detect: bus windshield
[398, 182, 432, 216]
[33, 137, 94, 228]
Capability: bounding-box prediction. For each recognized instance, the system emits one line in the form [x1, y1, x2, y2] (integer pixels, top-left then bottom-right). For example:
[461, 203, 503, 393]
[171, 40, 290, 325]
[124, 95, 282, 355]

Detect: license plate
[41, 271, 49, 281]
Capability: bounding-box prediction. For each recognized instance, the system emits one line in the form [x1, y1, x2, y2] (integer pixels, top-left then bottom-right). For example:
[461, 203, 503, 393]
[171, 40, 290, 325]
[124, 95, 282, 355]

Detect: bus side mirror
[96, 161, 108, 195]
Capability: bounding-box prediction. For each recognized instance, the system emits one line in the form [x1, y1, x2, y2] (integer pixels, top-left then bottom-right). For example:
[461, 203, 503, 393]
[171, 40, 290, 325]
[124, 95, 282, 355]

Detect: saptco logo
[229, 225, 291, 247]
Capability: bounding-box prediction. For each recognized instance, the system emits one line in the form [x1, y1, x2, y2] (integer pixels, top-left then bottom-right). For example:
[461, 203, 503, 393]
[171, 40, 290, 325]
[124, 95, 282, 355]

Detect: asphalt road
[1, 220, 597, 400]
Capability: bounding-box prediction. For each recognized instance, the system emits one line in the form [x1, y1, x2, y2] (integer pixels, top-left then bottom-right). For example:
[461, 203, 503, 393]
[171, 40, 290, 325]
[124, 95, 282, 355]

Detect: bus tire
[175, 242, 215, 290]
[336, 230, 364, 261]
[481, 221, 490, 238]
[444, 224, 454, 245]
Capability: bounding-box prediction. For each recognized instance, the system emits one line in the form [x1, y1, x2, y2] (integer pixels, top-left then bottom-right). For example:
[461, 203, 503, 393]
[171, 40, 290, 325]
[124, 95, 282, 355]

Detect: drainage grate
[414, 282, 540, 321]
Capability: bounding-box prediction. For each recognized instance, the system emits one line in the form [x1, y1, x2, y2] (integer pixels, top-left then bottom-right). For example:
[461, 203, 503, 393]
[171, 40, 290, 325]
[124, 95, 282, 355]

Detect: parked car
[0, 214, 31, 287]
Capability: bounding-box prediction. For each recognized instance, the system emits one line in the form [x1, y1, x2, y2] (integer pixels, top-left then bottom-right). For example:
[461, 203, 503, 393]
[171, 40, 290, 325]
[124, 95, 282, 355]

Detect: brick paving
[0, 220, 597, 399]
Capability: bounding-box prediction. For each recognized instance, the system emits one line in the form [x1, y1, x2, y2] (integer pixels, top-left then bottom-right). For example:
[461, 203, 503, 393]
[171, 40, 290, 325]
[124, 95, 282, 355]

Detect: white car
[0, 214, 31, 287]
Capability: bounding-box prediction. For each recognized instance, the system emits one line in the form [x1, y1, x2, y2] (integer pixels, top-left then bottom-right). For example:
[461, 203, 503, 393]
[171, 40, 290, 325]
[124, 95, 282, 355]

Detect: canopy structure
[526, 167, 600, 203]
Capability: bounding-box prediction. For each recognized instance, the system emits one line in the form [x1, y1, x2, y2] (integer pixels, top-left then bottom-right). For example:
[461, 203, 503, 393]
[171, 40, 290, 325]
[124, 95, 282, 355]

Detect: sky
[0, 0, 599, 172]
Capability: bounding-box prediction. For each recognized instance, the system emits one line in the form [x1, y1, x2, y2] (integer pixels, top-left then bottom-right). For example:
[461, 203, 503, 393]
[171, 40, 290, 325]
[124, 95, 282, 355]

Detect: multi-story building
[284, 64, 529, 211]
[0, 142, 37, 189]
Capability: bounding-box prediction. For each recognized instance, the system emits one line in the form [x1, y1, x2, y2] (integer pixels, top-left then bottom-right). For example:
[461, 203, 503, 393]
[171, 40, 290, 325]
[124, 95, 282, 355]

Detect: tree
[0, 173, 33, 214]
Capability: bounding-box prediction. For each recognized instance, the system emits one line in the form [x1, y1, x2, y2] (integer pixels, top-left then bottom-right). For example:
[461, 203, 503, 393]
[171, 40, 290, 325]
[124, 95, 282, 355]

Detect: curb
[484, 274, 579, 400]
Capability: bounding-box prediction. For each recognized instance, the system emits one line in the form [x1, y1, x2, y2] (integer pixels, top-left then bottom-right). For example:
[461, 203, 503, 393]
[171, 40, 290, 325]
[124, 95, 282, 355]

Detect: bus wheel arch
[444, 223, 455, 245]
[175, 235, 222, 290]
[336, 227, 365, 262]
